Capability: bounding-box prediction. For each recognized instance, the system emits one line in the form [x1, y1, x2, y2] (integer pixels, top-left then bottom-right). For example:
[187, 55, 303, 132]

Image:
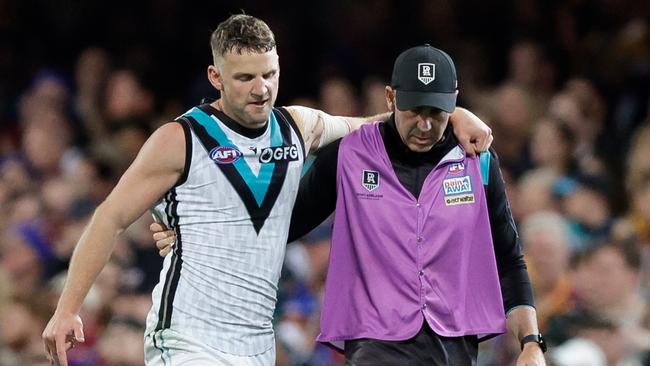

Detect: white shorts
[144, 329, 275, 366]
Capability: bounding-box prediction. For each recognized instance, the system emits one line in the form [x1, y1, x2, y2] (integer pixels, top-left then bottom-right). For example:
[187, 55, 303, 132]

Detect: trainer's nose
[417, 116, 433, 132]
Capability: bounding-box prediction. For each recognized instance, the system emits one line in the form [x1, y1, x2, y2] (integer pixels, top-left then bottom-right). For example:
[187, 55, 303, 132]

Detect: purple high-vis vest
[317, 123, 507, 345]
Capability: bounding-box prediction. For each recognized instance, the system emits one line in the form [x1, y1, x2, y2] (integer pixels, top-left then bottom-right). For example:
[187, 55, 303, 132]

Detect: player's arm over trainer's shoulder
[284, 105, 389, 154]
[285, 105, 493, 156]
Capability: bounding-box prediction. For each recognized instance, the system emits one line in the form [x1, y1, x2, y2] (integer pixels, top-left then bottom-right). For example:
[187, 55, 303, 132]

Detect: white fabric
[145, 109, 305, 356]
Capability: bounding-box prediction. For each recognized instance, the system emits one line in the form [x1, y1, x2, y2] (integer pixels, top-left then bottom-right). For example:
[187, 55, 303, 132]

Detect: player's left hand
[449, 107, 493, 156]
[516, 343, 546, 366]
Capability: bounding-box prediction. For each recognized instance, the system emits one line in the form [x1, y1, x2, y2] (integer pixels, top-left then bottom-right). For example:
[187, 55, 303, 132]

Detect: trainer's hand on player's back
[42, 311, 84, 366]
[151, 222, 176, 256]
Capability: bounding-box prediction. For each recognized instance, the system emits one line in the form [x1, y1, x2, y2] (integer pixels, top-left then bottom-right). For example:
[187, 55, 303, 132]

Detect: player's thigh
[144, 330, 212, 365]
[145, 350, 216, 365]
[212, 345, 276, 366]
[144, 330, 276, 366]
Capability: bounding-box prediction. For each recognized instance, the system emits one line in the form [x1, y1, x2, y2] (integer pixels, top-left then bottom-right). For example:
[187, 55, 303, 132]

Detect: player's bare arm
[284, 105, 388, 154]
[42, 122, 186, 366]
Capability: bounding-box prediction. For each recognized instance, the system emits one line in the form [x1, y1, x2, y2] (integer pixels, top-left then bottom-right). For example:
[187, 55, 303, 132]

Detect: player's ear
[208, 65, 223, 91]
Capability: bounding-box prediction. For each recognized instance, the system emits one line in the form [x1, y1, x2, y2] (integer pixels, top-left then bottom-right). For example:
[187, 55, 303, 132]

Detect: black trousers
[344, 323, 478, 366]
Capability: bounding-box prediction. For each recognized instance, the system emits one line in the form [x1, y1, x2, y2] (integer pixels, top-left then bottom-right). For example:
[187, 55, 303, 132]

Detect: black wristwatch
[520, 334, 547, 353]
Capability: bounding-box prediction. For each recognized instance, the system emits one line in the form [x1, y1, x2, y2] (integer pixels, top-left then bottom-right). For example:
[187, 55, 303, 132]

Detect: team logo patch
[209, 146, 243, 164]
[362, 170, 380, 192]
[448, 162, 465, 174]
[443, 176, 472, 196]
[445, 194, 475, 206]
[418, 63, 435, 85]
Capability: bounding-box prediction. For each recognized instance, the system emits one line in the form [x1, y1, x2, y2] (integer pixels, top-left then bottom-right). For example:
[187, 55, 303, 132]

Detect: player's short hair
[210, 14, 276, 65]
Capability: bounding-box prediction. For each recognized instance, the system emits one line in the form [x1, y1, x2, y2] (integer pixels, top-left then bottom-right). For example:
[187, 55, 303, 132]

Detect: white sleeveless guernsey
[145, 104, 305, 356]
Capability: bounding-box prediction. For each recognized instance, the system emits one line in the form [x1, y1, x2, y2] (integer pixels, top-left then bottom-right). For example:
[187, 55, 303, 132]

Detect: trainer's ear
[207, 65, 223, 91]
[385, 86, 396, 112]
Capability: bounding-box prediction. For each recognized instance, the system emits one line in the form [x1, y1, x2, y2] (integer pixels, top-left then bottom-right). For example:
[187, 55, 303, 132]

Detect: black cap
[391, 44, 458, 113]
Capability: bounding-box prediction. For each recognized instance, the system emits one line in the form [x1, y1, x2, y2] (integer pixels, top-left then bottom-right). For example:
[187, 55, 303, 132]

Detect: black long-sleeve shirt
[288, 115, 534, 312]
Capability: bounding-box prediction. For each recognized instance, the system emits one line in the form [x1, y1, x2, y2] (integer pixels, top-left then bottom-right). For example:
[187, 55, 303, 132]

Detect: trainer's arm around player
[42, 122, 186, 366]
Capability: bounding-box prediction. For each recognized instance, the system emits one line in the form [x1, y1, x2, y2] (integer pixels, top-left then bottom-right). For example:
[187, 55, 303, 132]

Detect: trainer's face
[208, 49, 280, 128]
[385, 86, 450, 153]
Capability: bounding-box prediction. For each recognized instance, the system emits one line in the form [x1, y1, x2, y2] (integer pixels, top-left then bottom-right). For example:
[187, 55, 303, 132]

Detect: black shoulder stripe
[276, 107, 306, 156]
[173, 117, 193, 187]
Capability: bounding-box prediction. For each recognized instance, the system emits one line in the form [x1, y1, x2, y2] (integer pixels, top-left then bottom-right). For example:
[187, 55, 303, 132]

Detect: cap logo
[418, 63, 435, 85]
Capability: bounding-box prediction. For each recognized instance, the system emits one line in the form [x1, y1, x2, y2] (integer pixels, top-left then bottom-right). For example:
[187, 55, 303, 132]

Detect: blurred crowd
[0, 0, 649, 365]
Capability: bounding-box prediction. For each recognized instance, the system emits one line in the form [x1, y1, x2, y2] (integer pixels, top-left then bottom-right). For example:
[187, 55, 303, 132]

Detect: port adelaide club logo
[362, 170, 380, 192]
[418, 63, 435, 85]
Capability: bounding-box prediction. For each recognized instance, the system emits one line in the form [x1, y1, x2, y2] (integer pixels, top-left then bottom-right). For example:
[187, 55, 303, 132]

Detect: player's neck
[209, 99, 268, 138]
[213, 99, 267, 128]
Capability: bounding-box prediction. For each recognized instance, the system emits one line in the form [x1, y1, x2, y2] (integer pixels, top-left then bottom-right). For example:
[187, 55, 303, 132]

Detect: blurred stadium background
[0, 0, 649, 365]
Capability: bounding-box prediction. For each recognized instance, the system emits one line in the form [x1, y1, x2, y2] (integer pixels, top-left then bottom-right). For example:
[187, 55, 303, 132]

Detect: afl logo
[209, 146, 243, 164]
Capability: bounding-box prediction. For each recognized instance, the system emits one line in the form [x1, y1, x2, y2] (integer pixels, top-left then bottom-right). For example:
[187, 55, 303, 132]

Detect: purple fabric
[317, 123, 506, 344]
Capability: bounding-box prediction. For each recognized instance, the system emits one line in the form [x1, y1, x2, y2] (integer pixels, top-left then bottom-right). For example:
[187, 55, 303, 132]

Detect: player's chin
[247, 106, 272, 123]
[247, 108, 271, 127]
